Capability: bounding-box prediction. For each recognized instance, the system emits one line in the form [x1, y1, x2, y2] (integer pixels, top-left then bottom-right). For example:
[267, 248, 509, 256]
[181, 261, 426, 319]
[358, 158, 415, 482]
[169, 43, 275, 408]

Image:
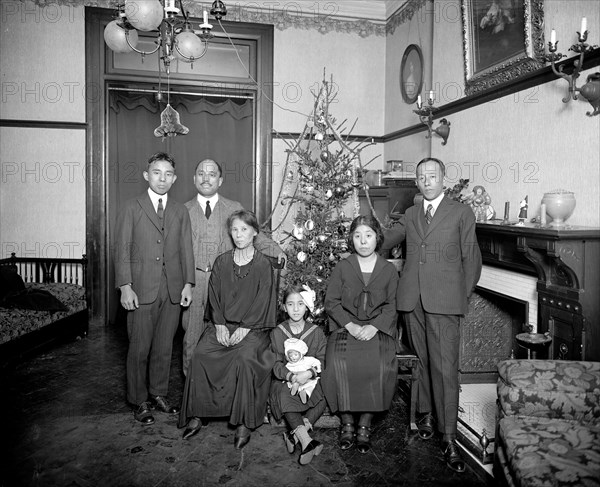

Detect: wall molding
[0, 119, 87, 130]
[19, 0, 429, 38]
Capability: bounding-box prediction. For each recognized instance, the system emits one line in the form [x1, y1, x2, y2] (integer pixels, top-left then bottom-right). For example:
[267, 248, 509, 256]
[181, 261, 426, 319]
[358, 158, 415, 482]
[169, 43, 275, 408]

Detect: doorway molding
[85, 7, 274, 326]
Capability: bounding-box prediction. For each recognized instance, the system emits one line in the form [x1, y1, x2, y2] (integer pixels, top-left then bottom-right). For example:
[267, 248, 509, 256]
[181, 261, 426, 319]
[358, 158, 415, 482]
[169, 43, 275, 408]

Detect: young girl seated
[284, 337, 321, 403]
[270, 284, 327, 465]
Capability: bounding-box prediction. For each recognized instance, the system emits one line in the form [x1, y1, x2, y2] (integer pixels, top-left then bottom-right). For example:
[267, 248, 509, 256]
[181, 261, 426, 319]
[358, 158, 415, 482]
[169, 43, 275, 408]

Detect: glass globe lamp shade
[175, 30, 205, 61]
[124, 0, 164, 32]
[104, 20, 139, 53]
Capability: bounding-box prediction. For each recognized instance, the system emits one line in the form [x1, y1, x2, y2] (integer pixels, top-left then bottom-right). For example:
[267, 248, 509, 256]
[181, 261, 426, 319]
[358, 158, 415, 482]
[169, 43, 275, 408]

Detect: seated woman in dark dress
[321, 215, 399, 453]
[178, 209, 277, 449]
[270, 283, 327, 465]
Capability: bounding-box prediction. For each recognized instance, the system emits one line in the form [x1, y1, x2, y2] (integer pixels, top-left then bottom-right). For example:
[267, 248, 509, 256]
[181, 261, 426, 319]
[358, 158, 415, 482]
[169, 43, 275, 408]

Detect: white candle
[550, 29, 556, 44]
[417, 94, 422, 108]
[540, 203, 547, 226]
[429, 90, 434, 102]
[165, 0, 175, 9]
[581, 17, 587, 33]
[204, 10, 208, 24]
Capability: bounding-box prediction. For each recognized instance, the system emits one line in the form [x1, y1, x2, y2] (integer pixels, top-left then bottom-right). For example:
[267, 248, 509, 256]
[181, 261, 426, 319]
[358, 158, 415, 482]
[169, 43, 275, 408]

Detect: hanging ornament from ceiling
[154, 103, 189, 138]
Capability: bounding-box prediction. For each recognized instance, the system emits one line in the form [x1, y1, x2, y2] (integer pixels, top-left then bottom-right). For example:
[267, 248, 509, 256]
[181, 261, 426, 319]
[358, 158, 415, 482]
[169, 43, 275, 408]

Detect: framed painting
[400, 44, 424, 104]
[461, 0, 545, 95]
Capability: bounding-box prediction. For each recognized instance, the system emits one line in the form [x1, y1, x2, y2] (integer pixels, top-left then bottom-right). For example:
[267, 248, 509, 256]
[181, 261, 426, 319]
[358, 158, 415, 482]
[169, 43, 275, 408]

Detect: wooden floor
[0, 324, 496, 486]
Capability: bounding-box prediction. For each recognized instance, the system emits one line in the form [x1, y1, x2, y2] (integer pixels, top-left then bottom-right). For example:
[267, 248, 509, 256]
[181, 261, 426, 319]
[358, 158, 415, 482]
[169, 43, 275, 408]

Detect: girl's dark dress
[269, 320, 327, 421]
[322, 254, 399, 412]
[178, 250, 277, 430]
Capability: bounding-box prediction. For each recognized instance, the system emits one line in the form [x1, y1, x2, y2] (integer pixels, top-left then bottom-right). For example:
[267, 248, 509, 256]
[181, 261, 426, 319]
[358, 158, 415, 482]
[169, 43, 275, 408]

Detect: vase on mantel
[542, 190, 576, 227]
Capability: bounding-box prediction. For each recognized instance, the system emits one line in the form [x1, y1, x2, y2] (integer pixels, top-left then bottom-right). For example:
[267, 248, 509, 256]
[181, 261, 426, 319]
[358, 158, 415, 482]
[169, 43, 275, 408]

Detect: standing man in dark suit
[394, 157, 482, 472]
[115, 152, 195, 425]
[181, 159, 284, 376]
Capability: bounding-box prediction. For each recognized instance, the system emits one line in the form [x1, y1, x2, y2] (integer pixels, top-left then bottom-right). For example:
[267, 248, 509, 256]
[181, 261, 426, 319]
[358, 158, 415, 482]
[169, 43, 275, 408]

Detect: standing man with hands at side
[182, 158, 284, 376]
[115, 152, 195, 425]
[390, 157, 482, 473]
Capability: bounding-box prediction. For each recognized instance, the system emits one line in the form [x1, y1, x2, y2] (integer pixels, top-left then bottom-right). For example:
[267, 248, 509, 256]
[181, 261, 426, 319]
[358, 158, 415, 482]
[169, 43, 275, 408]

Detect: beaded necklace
[232, 248, 255, 279]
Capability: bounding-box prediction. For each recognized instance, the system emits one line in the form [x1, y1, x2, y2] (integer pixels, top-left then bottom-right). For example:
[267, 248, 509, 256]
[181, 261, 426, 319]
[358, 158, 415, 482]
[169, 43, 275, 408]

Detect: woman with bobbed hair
[321, 214, 399, 453]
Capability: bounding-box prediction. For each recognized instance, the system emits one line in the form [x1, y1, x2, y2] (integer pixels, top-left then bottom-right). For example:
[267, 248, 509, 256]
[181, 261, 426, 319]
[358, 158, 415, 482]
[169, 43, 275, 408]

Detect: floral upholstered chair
[494, 359, 600, 487]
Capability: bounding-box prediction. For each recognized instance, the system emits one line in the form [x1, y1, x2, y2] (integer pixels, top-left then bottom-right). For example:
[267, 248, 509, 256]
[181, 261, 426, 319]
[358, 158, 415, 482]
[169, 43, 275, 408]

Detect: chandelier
[103, 0, 227, 75]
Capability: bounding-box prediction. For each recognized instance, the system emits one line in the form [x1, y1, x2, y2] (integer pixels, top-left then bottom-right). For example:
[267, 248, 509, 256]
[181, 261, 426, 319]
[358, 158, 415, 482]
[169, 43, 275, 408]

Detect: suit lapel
[138, 194, 163, 233]
[412, 206, 426, 239]
[424, 196, 451, 236]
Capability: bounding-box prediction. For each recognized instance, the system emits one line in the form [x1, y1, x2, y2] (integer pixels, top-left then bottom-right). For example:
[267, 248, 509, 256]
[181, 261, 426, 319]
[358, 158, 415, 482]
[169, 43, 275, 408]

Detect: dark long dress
[269, 320, 327, 421]
[321, 254, 399, 413]
[178, 250, 277, 430]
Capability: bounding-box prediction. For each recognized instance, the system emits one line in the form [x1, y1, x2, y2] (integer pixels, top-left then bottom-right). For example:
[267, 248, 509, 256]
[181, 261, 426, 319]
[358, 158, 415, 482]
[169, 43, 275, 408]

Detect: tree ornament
[297, 251, 307, 262]
[329, 253, 336, 261]
[292, 224, 304, 240]
[320, 150, 330, 162]
[334, 186, 345, 198]
[308, 240, 317, 252]
[325, 189, 333, 200]
[317, 264, 324, 273]
[317, 234, 327, 242]
[337, 225, 346, 235]
[304, 219, 315, 231]
[315, 132, 324, 141]
[305, 185, 314, 195]
[313, 306, 325, 317]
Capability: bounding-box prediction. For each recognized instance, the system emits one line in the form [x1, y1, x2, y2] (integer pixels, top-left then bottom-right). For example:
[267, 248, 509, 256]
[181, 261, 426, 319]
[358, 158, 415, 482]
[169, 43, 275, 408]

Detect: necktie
[205, 200, 211, 220]
[157, 198, 164, 220]
[425, 204, 433, 225]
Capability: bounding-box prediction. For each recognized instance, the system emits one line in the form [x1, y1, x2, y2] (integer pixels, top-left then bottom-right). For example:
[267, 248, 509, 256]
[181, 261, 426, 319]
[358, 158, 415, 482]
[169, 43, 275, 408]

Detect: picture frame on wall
[400, 44, 424, 104]
[461, 0, 545, 95]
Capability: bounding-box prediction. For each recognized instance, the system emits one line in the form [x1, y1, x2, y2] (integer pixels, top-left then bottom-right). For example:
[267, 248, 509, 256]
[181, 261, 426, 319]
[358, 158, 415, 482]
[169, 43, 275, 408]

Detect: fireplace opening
[459, 287, 528, 384]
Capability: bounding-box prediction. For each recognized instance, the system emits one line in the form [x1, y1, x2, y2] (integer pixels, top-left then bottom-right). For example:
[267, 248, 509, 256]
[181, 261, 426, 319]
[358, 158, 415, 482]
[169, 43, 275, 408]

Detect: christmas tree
[266, 74, 379, 328]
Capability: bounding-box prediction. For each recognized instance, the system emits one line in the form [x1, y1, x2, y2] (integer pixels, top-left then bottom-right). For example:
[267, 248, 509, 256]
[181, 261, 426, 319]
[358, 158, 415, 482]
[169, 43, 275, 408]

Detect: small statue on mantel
[517, 196, 528, 225]
[464, 185, 494, 221]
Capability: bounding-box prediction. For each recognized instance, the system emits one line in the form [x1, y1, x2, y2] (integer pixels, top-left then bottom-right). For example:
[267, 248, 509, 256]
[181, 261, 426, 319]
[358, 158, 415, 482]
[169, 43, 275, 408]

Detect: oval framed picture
[400, 44, 424, 104]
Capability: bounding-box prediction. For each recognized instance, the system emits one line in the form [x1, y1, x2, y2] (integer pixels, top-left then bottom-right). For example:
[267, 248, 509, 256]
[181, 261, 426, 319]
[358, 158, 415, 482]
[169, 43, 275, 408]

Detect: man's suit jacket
[395, 196, 482, 315]
[114, 192, 195, 305]
[185, 195, 281, 272]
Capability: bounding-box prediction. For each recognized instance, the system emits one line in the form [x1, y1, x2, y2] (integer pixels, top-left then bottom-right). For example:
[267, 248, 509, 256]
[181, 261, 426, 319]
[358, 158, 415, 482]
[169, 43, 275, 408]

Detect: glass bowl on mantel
[542, 190, 576, 227]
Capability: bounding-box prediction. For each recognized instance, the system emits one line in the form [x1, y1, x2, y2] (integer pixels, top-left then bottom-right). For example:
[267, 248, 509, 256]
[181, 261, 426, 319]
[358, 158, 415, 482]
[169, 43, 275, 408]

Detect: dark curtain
[107, 90, 254, 324]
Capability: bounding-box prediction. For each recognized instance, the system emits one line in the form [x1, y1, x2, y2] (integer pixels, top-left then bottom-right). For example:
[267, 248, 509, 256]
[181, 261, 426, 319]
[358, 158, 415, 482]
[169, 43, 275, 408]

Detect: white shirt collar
[197, 193, 219, 209]
[147, 188, 167, 212]
[423, 192, 445, 214]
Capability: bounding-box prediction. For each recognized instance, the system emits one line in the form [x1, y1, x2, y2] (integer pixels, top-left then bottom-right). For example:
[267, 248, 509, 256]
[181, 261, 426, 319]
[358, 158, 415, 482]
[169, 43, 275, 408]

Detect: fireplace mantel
[476, 222, 600, 361]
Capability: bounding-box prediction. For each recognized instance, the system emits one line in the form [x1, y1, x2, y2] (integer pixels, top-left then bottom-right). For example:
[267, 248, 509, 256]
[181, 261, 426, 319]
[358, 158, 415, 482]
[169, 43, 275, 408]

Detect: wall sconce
[545, 18, 600, 117]
[413, 92, 451, 145]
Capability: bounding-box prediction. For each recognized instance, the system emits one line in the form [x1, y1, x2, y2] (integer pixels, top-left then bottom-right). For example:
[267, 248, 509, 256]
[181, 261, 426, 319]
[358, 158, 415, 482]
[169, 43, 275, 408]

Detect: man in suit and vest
[182, 159, 284, 376]
[393, 157, 482, 473]
[114, 152, 195, 425]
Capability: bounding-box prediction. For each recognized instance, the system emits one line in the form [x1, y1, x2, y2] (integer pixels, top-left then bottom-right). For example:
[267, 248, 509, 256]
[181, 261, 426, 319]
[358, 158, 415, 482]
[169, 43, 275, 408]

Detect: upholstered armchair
[494, 359, 600, 487]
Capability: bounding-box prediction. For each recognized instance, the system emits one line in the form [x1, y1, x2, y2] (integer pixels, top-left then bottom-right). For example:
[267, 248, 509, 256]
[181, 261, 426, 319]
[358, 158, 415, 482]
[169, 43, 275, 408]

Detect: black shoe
[299, 440, 323, 465]
[356, 425, 371, 454]
[417, 412, 435, 440]
[339, 423, 355, 450]
[133, 401, 155, 425]
[234, 425, 251, 449]
[151, 395, 180, 414]
[182, 417, 202, 440]
[283, 431, 296, 454]
[443, 440, 466, 473]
